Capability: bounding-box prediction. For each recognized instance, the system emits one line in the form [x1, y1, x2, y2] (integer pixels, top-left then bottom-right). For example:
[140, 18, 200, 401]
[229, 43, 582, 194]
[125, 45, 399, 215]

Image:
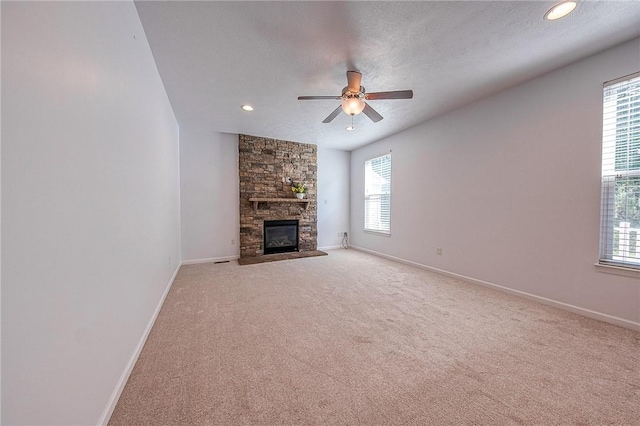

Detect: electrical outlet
[231, 239, 236, 245]
[436, 247, 442, 255]
[337, 232, 342, 237]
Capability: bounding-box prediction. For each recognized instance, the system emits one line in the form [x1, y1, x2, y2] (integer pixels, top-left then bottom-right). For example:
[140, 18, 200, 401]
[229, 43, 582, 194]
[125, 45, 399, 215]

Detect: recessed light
[346, 126, 355, 131]
[241, 105, 254, 112]
[545, 1, 577, 20]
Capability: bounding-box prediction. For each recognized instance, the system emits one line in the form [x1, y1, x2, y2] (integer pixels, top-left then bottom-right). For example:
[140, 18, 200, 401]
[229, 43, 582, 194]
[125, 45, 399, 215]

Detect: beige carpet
[109, 249, 640, 425]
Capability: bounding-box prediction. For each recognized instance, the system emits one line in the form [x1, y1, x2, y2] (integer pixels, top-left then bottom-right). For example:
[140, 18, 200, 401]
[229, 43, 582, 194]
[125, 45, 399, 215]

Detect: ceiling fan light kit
[342, 97, 366, 116]
[298, 71, 413, 124]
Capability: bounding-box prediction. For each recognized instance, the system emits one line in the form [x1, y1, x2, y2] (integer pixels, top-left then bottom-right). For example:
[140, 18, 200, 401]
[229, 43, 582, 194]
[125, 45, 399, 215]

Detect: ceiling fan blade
[347, 71, 362, 92]
[298, 96, 342, 100]
[322, 105, 343, 123]
[365, 90, 413, 100]
[362, 103, 383, 123]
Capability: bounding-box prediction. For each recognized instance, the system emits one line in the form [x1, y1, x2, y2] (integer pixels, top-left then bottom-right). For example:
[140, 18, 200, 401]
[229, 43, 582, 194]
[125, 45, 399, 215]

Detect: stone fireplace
[239, 134, 317, 259]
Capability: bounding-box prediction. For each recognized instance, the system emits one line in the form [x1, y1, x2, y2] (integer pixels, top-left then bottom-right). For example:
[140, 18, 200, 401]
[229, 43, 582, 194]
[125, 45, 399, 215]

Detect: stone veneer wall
[239, 134, 317, 258]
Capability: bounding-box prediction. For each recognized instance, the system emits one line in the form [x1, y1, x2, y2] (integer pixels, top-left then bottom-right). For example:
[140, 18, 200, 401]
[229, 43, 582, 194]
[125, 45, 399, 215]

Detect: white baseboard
[98, 263, 181, 426]
[318, 245, 344, 251]
[351, 245, 640, 331]
[181, 255, 239, 265]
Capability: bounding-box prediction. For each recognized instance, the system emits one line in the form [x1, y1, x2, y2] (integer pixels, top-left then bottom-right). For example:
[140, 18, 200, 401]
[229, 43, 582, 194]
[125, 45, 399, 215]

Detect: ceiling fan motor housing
[341, 86, 366, 99]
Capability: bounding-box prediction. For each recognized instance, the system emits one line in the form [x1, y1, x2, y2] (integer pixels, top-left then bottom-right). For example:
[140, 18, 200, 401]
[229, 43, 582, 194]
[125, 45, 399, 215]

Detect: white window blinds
[600, 72, 640, 269]
[365, 153, 391, 233]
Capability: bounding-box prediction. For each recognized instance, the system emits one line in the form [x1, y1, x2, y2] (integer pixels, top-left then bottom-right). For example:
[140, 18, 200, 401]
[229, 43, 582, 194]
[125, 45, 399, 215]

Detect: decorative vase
[295, 193, 305, 199]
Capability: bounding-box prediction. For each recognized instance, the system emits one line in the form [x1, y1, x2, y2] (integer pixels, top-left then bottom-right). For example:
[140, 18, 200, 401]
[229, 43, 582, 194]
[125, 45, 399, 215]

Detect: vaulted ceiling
[135, 1, 640, 150]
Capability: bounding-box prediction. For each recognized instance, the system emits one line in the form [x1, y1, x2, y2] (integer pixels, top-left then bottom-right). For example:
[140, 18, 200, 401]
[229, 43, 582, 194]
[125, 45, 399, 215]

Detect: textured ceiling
[135, 1, 640, 151]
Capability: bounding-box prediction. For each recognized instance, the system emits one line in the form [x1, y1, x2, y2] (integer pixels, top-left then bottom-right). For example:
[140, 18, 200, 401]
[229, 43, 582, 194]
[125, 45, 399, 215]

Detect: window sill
[364, 229, 391, 237]
[594, 263, 640, 278]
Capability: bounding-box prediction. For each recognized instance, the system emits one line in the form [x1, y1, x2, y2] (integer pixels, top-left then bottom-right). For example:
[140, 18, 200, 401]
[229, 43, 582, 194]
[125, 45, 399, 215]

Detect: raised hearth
[237, 250, 328, 266]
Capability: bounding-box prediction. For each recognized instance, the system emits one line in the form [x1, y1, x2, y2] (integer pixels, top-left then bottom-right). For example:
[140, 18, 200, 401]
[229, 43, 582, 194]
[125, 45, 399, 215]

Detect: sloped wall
[1, 2, 180, 424]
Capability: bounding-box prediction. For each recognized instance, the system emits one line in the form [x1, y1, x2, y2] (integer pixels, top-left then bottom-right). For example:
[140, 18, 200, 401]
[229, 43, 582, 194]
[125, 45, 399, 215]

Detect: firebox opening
[264, 220, 299, 255]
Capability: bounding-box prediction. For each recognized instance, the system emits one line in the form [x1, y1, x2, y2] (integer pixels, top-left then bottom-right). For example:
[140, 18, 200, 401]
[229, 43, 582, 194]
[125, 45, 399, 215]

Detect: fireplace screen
[264, 220, 299, 255]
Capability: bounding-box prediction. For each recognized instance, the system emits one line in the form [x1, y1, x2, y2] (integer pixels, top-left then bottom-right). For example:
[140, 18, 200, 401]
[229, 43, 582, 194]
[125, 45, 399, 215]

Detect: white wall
[180, 138, 351, 260]
[1, 2, 181, 424]
[180, 128, 239, 262]
[0, 3, 3, 421]
[317, 148, 351, 249]
[350, 38, 640, 326]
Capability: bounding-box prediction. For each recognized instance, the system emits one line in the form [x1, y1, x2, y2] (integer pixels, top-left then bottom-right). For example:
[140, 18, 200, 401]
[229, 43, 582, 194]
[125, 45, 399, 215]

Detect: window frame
[598, 71, 640, 271]
[364, 153, 392, 235]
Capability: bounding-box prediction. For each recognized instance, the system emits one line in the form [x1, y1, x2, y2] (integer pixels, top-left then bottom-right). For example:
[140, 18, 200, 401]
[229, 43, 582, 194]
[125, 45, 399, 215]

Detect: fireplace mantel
[248, 197, 309, 211]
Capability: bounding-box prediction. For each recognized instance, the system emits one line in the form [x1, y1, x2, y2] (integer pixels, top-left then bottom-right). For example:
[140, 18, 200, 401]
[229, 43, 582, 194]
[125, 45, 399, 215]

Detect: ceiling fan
[298, 71, 413, 125]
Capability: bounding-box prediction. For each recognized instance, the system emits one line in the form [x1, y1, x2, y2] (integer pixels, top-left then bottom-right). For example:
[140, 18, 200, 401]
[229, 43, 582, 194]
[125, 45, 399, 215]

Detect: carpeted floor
[109, 249, 640, 425]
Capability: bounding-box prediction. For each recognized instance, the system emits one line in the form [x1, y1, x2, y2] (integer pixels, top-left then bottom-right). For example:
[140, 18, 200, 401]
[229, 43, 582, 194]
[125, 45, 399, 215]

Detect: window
[600, 72, 640, 269]
[365, 153, 391, 234]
